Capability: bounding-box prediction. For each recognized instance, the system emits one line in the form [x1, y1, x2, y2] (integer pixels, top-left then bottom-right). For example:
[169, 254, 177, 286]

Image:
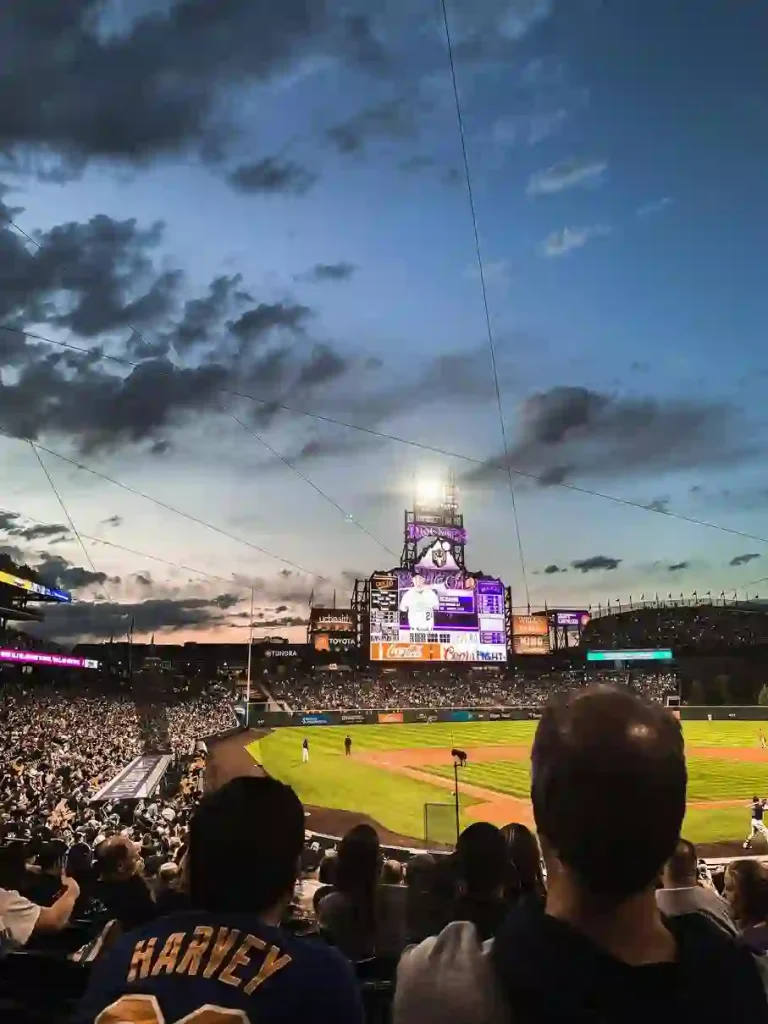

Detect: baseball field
[250, 719, 768, 849]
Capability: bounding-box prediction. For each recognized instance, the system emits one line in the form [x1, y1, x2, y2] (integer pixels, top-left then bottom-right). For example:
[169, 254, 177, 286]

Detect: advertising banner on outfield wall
[377, 712, 404, 724]
[242, 704, 768, 728]
[244, 705, 544, 726]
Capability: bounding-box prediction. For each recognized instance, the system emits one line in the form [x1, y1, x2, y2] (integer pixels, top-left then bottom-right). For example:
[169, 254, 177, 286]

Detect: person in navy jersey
[77, 776, 364, 1024]
[744, 796, 768, 849]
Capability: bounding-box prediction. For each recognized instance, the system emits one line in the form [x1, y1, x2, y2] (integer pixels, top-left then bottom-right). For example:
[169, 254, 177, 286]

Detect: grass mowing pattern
[254, 727, 479, 845]
[254, 719, 766, 845]
[418, 761, 531, 798]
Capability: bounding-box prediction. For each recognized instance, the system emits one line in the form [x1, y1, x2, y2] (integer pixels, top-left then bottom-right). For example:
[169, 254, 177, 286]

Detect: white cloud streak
[540, 224, 611, 257]
[527, 157, 607, 196]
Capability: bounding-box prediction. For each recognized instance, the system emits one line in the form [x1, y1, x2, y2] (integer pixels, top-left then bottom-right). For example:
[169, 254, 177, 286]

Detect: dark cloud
[326, 96, 421, 154]
[543, 564, 563, 574]
[305, 262, 356, 282]
[0, 1, 331, 176]
[399, 155, 436, 173]
[254, 616, 309, 629]
[233, 571, 312, 605]
[228, 157, 316, 195]
[668, 562, 689, 572]
[276, 344, 502, 465]
[730, 553, 761, 567]
[0, 201, 357, 452]
[336, 14, 391, 72]
[571, 555, 622, 573]
[0, 511, 70, 543]
[32, 592, 242, 644]
[35, 553, 121, 592]
[646, 498, 670, 514]
[228, 302, 312, 345]
[170, 275, 247, 354]
[464, 386, 751, 487]
[0, 206, 182, 339]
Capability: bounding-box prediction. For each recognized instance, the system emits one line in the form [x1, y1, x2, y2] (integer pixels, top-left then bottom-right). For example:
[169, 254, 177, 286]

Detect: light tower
[401, 468, 466, 570]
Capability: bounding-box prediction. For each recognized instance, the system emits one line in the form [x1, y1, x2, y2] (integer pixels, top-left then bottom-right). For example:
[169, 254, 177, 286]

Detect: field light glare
[416, 478, 442, 504]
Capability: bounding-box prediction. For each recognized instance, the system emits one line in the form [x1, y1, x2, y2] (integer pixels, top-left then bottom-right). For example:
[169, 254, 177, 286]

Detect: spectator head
[335, 824, 381, 927]
[381, 859, 403, 885]
[531, 685, 686, 907]
[500, 822, 545, 901]
[143, 855, 163, 881]
[159, 862, 180, 885]
[662, 839, 698, 889]
[65, 842, 93, 882]
[318, 850, 337, 885]
[455, 822, 507, 898]
[405, 853, 435, 891]
[39, 841, 67, 874]
[188, 776, 304, 917]
[96, 836, 142, 882]
[725, 860, 768, 927]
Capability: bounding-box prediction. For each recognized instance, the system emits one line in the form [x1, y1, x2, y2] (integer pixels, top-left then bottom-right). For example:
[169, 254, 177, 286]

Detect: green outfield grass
[253, 719, 766, 846]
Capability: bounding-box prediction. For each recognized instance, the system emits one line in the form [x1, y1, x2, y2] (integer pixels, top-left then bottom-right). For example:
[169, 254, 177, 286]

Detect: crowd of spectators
[54, 686, 768, 1024]
[268, 667, 679, 711]
[584, 604, 768, 652]
[0, 682, 235, 961]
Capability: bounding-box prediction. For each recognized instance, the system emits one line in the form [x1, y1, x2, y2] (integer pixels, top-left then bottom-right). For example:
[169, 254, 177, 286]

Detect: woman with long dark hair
[318, 824, 407, 960]
[500, 822, 546, 907]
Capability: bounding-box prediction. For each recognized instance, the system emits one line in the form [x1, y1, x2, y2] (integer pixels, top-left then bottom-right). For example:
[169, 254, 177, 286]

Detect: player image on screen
[399, 573, 440, 632]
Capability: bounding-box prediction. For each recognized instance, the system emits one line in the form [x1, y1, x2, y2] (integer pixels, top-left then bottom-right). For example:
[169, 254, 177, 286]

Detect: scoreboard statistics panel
[369, 571, 507, 663]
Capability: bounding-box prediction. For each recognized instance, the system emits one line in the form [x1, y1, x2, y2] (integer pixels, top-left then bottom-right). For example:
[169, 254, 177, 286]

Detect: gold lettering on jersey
[219, 934, 266, 988]
[127, 938, 158, 982]
[176, 925, 215, 976]
[151, 932, 186, 976]
[243, 945, 292, 995]
[202, 927, 241, 979]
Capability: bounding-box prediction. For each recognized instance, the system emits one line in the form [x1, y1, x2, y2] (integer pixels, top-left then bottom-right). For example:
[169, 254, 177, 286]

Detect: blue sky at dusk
[1, 0, 767, 643]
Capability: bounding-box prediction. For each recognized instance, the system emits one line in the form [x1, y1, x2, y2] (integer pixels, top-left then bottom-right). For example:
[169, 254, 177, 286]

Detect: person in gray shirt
[656, 838, 736, 936]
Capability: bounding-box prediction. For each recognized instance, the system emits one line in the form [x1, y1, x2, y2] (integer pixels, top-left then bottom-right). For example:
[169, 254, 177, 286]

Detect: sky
[1, 0, 768, 645]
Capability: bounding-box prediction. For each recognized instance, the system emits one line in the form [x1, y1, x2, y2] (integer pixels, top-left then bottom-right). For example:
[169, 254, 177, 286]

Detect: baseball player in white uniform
[399, 574, 440, 633]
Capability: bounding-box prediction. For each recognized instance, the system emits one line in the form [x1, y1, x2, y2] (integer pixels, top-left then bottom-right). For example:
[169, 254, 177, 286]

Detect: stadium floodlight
[416, 478, 442, 505]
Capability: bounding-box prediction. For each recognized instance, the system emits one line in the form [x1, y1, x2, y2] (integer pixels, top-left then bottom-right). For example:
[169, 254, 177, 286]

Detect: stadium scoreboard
[369, 570, 507, 663]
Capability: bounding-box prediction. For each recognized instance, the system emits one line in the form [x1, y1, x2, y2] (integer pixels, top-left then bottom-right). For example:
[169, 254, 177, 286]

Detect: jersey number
[95, 994, 249, 1024]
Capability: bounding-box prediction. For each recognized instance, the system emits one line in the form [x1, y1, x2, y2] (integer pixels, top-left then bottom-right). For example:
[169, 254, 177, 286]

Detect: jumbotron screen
[369, 570, 507, 662]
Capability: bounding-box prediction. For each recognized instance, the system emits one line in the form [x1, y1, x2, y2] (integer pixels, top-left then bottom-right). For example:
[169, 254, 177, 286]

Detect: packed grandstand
[4, 553, 768, 1022]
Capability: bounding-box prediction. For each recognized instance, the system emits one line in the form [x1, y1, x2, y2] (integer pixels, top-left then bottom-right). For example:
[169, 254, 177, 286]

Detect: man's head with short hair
[662, 838, 697, 888]
[531, 685, 686, 906]
[188, 776, 304, 915]
[96, 836, 141, 881]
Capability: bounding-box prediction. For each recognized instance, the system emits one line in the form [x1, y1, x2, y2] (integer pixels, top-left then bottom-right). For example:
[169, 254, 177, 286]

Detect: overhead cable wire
[27, 442, 112, 603]
[6, 219, 393, 562]
[0, 505, 245, 584]
[0, 427, 323, 579]
[439, 0, 530, 606]
[0, 337, 767, 553]
[229, 412, 398, 560]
